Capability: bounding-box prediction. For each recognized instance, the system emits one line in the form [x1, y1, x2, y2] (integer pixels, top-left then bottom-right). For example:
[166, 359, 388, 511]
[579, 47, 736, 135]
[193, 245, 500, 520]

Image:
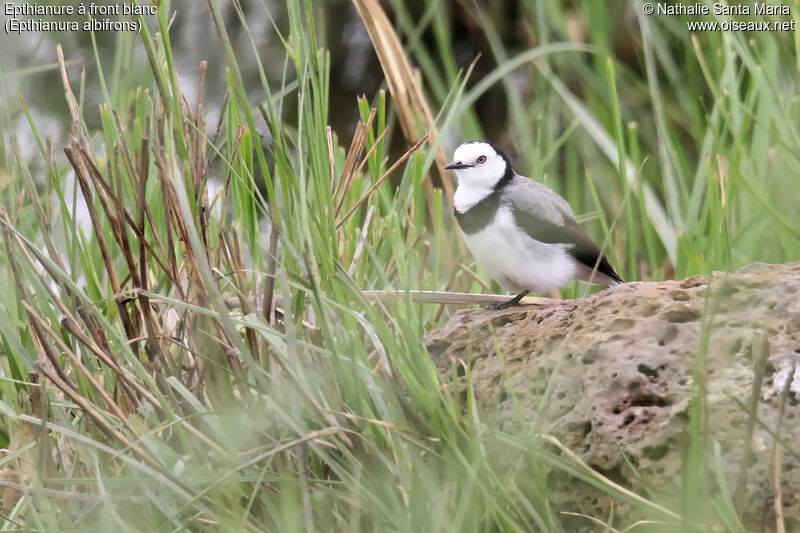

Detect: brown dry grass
[351, 0, 456, 221]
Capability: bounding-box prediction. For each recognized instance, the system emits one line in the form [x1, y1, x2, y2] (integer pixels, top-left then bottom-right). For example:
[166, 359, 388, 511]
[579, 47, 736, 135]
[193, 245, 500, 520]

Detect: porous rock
[426, 261, 800, 530]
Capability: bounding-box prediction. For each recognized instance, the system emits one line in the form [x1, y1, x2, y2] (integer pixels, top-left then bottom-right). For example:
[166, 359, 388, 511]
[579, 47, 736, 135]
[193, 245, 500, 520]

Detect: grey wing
[504, 176, 623, 284]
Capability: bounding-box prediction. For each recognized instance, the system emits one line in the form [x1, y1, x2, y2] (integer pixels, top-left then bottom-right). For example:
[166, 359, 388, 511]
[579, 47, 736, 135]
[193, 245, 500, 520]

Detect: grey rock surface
[426, 261, 800, 530]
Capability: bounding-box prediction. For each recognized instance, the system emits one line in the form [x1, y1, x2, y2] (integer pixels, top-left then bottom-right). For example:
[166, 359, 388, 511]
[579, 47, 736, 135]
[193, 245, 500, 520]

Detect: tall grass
[0, 0, 798, 531]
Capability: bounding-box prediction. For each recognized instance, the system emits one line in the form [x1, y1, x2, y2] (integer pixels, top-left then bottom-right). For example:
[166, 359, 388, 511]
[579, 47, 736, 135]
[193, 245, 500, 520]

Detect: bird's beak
[445, 161, 472, 170]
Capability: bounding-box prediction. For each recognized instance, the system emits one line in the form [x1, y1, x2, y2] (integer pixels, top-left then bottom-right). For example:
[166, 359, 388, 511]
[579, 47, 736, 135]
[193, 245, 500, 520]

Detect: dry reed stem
[339, 108, 376, 190]
[360, 290, 546, 307]
[459, 263, 493, 292]
[774, 445, 785, 533]
[24, 304, 150, 433]
[335, 124, 389, 219]
[351, 0, 455, 219]
[336, 134, 429, 228]
[333, 108, 376, 212]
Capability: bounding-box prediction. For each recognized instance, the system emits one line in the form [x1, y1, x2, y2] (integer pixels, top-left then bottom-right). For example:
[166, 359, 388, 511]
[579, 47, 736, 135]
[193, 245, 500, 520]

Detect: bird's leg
[487, 290, 529, 310]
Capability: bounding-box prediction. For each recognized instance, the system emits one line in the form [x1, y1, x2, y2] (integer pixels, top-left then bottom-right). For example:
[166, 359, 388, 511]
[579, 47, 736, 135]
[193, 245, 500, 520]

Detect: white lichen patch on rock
[426, 261, 800, 530]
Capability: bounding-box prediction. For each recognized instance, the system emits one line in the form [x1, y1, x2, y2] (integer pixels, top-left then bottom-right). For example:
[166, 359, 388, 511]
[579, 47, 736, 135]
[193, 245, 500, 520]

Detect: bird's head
[445, 141, 512, 189]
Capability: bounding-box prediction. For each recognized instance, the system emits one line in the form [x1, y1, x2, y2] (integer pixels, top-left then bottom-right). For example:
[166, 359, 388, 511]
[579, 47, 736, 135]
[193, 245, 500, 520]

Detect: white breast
[462, 206, 577, 293]
[454, 184, 494, 213]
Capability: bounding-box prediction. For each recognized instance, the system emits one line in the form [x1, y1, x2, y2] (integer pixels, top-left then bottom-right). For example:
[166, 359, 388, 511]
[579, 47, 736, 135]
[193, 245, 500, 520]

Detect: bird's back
[500, 175, 623, 286]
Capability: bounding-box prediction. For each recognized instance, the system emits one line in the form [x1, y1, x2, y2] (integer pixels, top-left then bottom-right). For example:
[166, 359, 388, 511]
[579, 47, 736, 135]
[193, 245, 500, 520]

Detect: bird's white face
[445, 141, 509, 189]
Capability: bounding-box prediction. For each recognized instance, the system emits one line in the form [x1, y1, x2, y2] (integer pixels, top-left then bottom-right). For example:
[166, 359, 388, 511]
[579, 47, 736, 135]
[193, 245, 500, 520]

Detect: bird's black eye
[476, 155, 487, 164]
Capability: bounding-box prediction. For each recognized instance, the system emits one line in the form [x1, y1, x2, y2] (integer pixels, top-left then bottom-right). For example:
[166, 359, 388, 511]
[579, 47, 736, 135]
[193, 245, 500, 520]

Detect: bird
[445, 140, 623, 310]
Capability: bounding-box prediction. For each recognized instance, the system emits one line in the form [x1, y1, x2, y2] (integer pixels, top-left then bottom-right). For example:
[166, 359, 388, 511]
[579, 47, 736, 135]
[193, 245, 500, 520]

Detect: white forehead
[453, 141, 496, 162]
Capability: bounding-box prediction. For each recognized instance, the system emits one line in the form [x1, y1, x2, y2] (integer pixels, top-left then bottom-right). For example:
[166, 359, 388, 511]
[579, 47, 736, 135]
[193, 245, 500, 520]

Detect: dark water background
[0, 0, 556, 171]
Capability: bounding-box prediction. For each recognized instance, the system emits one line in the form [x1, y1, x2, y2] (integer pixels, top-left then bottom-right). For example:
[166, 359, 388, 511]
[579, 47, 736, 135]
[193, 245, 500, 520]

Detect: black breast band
[454, 174, 512, 235]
